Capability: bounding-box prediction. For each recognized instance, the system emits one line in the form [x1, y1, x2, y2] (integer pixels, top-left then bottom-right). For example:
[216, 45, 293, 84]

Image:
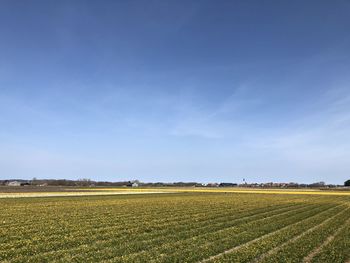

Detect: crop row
[208, 205, 348, 262]
[1, 192, 349, 263]
[102, 204, 332, 262]
[0, 198, 303, 251]
[36, 203, 317, 262]
[310, 216, 350, 263]
[1, 201, 309, 261]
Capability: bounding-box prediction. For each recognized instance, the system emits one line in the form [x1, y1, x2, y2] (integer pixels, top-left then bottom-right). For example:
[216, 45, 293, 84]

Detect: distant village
[1, 178, 349, 188]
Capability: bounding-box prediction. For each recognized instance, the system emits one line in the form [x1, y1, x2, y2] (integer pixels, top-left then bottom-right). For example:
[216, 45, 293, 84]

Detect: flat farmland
[1, 190, 350, 262]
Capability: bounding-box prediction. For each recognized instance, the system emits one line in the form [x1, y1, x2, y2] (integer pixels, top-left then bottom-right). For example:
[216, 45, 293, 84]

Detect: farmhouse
[7, 181, 21, 186]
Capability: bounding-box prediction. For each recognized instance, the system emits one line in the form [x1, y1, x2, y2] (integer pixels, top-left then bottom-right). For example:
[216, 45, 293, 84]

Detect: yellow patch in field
[73, 187, 350, 196]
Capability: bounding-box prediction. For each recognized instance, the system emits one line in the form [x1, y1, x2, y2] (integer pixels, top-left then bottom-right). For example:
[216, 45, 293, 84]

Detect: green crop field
[1, 191, 350, 262]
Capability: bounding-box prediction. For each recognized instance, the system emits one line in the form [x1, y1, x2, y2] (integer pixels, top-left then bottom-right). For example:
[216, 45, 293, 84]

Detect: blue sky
[1, 0, 350, 184]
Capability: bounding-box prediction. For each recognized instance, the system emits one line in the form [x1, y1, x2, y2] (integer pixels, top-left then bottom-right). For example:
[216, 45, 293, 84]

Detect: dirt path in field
[199, 205, 345, 263]
[302, 217, 350, 263]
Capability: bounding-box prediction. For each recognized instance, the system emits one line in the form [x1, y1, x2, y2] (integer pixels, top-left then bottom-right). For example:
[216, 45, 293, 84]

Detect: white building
[7, 181, 21, 186]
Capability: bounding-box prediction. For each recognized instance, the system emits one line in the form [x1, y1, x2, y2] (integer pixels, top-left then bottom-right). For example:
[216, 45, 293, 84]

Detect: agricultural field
[0, 190, 350, 262]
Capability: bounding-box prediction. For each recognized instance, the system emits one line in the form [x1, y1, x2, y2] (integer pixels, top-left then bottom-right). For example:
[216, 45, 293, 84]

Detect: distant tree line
[345, 180, 350, 187]
[1, 179, 349, 188]
[0, 179, 137, 187]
